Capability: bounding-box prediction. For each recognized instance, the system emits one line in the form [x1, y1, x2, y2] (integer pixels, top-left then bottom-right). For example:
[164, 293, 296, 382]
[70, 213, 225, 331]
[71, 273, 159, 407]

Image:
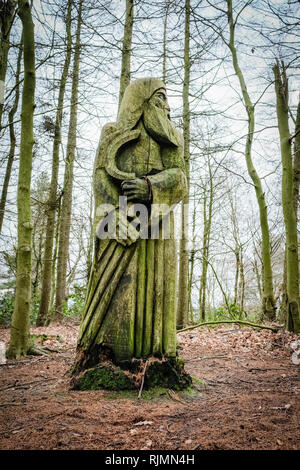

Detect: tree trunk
[0, 0, 16, 130]
[0, 41, 21, 233]
[55, 0, 83, 320]
[199, 160, 213, 321]
[47, 191, 62, 324]
[118, 0, 133, 109]
[293, 98, 300, 218]
[238, 252, 245, 314]
[199, 187, 206, 319]
[162, 0, 170, 83]
[254, 256, 262, 302]
[229, 192, 242, 309]
[188, 190, 196, 323]
[177, 0, 190, 329]
[226, 0, 275, 320]
[7, 0, 35, 358]
[280, 247, 288, 322]
[273, 61, 300, 332]
[234, 248, 239, 304]
[32, 226, 43, 302]
[280, 86, 300, 326]
[36, 0, 72, 326]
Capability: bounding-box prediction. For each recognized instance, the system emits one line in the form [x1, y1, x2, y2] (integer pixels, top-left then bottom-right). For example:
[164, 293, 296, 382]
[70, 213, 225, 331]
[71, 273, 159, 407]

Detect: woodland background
[0, 0, 299, 356]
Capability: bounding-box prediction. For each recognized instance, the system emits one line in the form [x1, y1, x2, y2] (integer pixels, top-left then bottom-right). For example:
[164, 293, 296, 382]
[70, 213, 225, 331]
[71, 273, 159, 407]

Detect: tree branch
[177, 320, 282, 333]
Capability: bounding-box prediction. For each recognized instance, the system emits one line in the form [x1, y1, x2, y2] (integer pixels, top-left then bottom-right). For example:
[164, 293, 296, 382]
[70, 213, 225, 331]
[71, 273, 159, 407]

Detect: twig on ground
[0, 402, 24, 406]
[0, 359, 37, 367]
[27, 346, 51, 356]
[138, 360, 148, 399]
[0, 350, 74, 367]
[185, 355, 228, 362]
[0, 412, 65, 437]
[0, 377, 58, 392]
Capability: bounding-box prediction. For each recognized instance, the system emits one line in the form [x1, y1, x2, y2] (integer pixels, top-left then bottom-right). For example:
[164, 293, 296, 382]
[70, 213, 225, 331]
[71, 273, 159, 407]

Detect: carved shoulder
[94, 122, 117, 171]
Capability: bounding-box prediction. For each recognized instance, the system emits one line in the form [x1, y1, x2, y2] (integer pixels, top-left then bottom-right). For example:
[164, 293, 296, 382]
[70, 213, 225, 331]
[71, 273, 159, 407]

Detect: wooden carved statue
[72, 78, 191, 390]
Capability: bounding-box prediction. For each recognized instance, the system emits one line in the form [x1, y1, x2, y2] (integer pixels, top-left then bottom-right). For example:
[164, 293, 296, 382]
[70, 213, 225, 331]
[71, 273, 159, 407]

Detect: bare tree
[55, 0, 83, 320]
[7, 0, 35, 358]
[273, 61, 300, 332]
[36, 0, 73, 326]
[0, 0, 16, 130]
[118, 0, 134, 109]
[177, 0, 190, 329]
[0, 39, 21, 232]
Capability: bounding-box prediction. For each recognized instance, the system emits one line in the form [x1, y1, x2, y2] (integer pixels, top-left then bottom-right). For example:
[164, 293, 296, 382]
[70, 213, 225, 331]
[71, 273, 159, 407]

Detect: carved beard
[142, 102, 179, 147]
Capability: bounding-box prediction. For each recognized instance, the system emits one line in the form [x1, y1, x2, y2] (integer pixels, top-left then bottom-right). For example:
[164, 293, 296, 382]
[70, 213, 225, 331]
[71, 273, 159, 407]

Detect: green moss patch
[144, 358, 192, 391]
[71, 364, 135, 391]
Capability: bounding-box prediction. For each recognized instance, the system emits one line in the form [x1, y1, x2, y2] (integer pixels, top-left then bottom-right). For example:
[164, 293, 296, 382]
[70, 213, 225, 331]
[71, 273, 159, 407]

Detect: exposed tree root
[27, 346, 51, 356]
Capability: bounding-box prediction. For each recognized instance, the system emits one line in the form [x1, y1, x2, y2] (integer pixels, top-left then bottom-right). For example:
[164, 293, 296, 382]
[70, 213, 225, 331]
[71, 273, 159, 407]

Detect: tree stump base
[70, 351, 192, 391]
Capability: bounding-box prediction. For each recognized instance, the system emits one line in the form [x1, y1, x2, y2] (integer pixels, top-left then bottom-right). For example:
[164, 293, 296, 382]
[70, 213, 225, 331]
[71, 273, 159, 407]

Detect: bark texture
[273, 61, 300, 333]
[7, 0, 35, 358]
[118, 0, 133, 109]
[199, 162, 213, 321]
[293, 99, 300, 218]
[177, 0, 190, 329]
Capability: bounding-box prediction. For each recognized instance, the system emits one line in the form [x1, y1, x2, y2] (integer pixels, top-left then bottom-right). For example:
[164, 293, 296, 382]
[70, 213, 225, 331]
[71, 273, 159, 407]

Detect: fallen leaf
[291, 351, 300, 365]
[129, 429, 138, 435]
[134, 420, 153, 426]
[290, 340, 300, 351]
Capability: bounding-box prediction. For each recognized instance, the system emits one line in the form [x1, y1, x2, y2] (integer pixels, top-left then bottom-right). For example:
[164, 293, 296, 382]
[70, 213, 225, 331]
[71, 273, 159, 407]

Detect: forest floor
[0, 321, 299, 450]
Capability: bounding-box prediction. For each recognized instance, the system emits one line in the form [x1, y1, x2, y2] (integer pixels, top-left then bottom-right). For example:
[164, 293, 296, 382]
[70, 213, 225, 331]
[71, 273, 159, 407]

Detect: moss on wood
[71, 354, 192, 391]
[71, 364, 135, 391]
[144, 357, 192, 391]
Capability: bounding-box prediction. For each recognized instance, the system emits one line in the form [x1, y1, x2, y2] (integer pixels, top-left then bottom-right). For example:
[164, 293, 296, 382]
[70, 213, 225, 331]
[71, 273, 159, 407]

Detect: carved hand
[113, 209, 140, 246]
[121, 178, 150, 202]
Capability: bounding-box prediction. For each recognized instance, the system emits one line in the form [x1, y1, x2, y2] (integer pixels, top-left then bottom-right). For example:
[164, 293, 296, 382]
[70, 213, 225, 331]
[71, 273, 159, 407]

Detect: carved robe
[77, 78, 187, 362]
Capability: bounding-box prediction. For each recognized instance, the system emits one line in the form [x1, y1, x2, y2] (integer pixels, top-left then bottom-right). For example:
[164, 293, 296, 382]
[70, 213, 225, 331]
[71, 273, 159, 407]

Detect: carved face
[116, 78, 179, 147]
[143, 88, 179, 147]
[117, 78, 166, 129]
[149, 88, 171, 120]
